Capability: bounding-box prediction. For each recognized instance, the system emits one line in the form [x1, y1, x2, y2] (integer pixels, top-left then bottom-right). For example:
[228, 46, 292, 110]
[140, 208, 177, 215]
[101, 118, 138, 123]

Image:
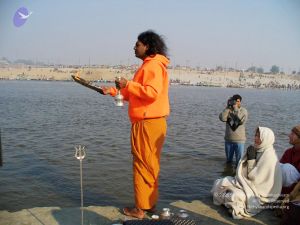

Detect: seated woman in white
[211, 127, 282, 219]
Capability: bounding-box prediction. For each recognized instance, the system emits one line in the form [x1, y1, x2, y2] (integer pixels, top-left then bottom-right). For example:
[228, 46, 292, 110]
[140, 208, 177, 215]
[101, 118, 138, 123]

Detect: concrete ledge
[0, 198, 280, 225]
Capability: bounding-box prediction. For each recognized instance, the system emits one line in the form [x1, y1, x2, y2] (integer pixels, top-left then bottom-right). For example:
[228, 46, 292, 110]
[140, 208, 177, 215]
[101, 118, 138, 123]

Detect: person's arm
[101, 83, 129, 101]
[219, 108, 230, 122]
[120, 88, 129, 101]
[246, 145, 257, 175]
[247, 160, 256, 174]
[126, 65, 164, 102]
[101, 86, 114, 95]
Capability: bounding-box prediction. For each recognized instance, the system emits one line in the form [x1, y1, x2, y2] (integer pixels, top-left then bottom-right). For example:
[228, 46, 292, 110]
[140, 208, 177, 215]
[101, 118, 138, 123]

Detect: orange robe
[131, 117, 167, 209]
[110, 54, 170, 209]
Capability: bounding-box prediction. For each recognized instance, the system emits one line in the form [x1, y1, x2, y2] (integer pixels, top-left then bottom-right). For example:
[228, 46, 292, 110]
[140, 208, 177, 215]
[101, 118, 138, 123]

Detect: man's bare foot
[123, 207, 145, 219]
[143, 206, 156, 214]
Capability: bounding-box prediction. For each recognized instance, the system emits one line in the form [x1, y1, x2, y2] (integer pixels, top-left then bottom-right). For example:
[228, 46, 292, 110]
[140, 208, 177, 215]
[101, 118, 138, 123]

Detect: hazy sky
[1, 0, 300, 72]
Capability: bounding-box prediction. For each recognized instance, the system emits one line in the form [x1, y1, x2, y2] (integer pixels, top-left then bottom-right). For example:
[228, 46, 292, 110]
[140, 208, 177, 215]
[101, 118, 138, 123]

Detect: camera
[227, 97, 236, 108]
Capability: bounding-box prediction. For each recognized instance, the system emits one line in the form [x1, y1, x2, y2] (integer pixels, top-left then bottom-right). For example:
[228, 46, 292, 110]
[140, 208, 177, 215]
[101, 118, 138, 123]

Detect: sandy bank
[1, 67, 300, 89]
[0, 198, 280, 225]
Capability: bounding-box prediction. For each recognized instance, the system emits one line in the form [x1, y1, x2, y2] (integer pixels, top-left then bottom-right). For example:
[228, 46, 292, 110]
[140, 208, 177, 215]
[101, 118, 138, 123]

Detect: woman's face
[134, 40, 148, 60]
[254, 130, 262, 146]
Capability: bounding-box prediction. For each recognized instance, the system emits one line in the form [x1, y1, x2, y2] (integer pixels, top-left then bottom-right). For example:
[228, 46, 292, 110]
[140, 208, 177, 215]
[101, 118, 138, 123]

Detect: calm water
[0, 80, 299, 211]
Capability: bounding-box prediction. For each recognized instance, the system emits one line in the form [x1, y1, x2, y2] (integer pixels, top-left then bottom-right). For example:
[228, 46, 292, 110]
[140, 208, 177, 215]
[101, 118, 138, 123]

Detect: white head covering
[254, 127, 275, 152]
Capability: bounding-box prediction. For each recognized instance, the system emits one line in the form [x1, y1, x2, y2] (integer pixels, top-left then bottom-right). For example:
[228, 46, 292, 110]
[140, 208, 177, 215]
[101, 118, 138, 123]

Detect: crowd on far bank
[212, 93, 300, 225]
[169, 78, 300, 90]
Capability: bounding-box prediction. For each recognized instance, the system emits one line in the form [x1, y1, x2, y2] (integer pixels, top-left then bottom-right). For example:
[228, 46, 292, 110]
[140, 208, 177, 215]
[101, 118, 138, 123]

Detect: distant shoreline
[1, 66, 300, 90]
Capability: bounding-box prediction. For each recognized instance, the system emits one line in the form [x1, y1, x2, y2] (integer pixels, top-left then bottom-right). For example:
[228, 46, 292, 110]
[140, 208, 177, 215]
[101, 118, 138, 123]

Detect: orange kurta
[110, 54, 170, 123]
[131, 117, 167, 209]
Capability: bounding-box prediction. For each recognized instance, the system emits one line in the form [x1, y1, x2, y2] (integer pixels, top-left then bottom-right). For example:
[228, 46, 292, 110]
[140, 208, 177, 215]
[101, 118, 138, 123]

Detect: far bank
[1, 66, 300, 89]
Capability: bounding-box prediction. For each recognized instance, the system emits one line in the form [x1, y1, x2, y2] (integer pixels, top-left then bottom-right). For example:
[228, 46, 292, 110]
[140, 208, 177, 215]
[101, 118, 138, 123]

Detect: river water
[0, 80, 299, 211]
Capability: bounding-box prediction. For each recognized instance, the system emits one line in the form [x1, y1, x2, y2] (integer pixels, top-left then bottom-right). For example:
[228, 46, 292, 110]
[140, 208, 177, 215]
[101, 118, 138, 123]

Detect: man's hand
[115, 77, 128, 89]
[100, 86, 111, 95]
[247, 145, 256, 160]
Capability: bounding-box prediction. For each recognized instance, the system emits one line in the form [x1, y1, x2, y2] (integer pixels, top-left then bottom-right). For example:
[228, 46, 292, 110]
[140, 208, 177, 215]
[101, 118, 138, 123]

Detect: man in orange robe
[101, 30, 170, 218]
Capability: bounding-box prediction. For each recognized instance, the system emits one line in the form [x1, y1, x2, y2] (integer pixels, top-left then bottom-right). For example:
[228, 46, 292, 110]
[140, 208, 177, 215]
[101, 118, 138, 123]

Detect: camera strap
[227, 117, 239, 131]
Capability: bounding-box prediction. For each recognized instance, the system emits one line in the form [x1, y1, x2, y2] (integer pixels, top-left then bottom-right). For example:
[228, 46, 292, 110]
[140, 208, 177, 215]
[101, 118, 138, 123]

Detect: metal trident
[75, 145, 86, 225]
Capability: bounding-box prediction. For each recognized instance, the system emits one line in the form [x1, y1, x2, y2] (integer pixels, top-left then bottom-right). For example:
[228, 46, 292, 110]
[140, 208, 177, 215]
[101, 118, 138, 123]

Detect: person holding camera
[219, 94, 248, 167]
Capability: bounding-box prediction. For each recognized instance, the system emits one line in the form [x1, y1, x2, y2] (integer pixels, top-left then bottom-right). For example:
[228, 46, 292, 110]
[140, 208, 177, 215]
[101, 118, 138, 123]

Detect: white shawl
[211, 127, 282, 219]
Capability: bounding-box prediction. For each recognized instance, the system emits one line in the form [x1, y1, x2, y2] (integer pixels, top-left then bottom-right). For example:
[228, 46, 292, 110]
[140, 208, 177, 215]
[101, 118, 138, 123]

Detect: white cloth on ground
[280, 163, 300, 187]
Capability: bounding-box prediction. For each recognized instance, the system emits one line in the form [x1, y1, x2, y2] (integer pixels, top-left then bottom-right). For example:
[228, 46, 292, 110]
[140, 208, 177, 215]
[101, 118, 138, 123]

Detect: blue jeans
[225, 141, 244, 166]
